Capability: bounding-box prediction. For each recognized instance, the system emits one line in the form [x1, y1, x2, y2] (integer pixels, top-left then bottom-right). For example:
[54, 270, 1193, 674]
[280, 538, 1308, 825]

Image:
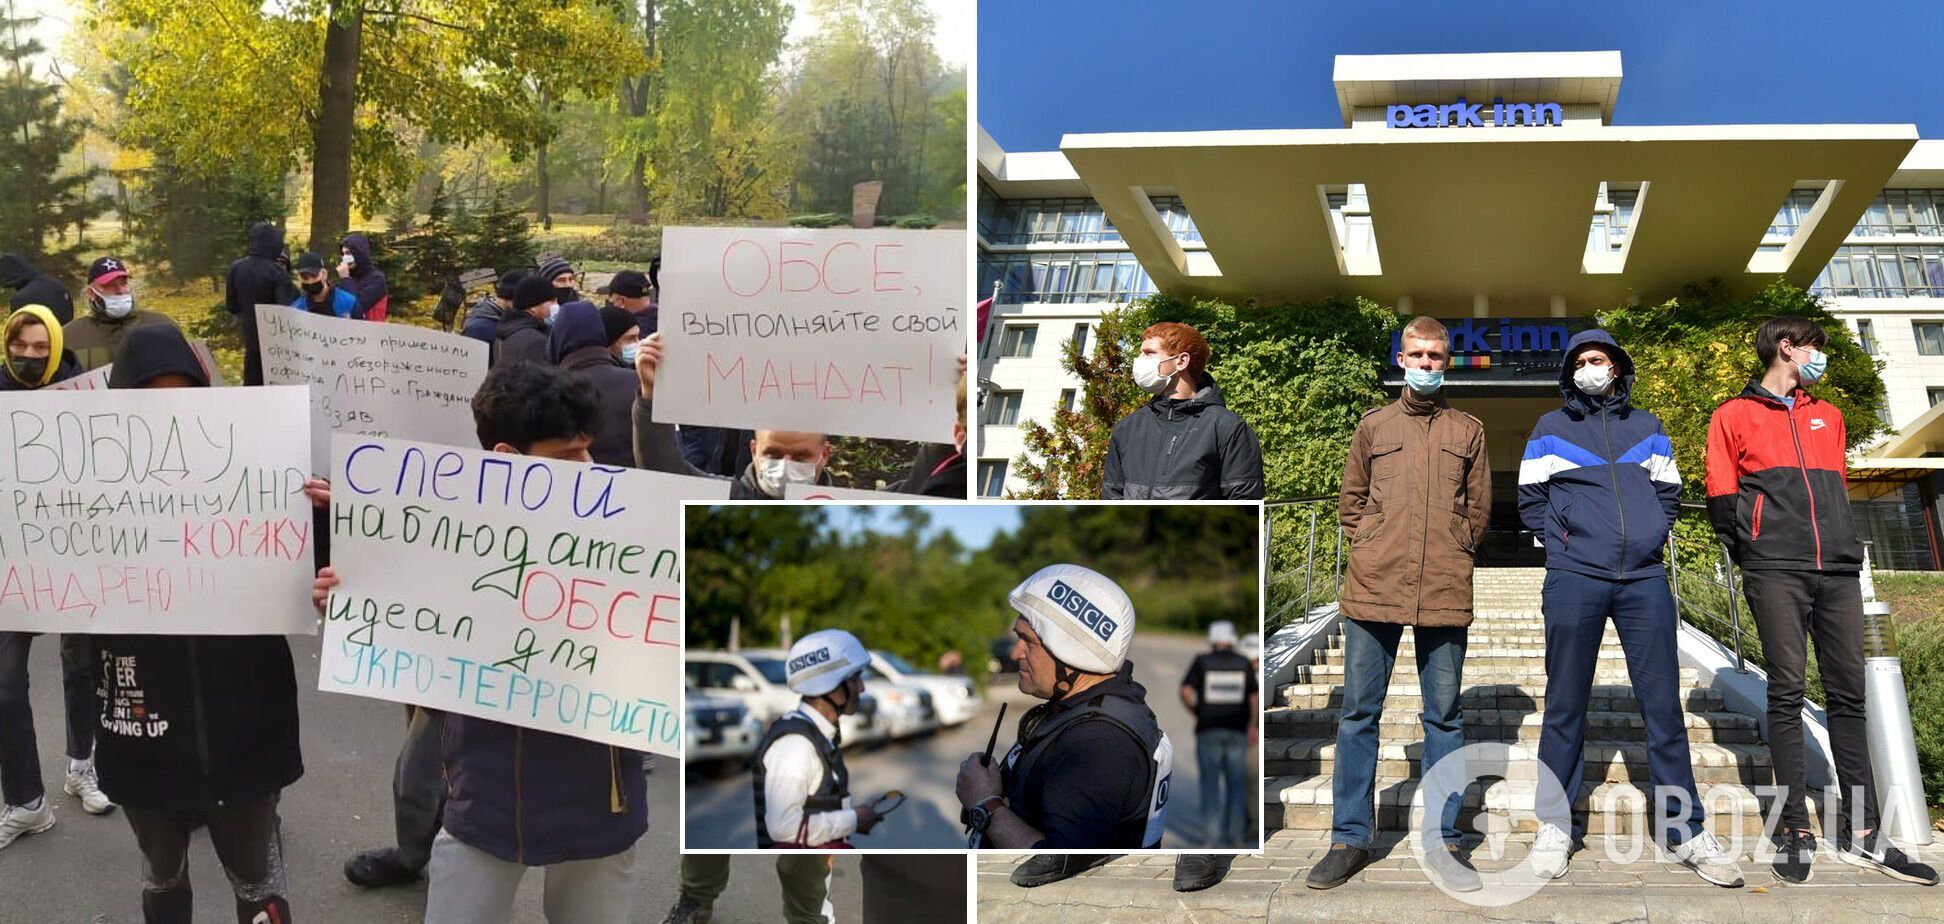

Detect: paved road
[685, 631, 1257, 850]
[0, 634, 865, 923]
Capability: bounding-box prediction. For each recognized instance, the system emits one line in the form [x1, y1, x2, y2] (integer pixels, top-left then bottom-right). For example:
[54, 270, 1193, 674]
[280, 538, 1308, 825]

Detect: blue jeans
[1330, 619, 1468, 848]
[1536, 570, 1705, 846]
[1195, 728, 1251, 847]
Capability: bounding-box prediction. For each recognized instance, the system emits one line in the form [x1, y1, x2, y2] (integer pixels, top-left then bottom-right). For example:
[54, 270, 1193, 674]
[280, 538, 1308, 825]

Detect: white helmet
[785, 629, 869, 697]
[1208, 620, 1237, 646]
[1007, 563, 1135, 675]
[1239, 632, 1262, 661]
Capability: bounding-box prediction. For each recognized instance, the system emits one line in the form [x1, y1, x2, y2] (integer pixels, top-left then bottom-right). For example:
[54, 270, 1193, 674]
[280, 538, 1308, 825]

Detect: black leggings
[123, 794, 291, 923]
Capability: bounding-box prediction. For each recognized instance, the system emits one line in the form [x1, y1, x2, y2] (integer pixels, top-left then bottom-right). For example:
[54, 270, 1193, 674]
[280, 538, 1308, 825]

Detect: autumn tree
[0, 1, 109, 271]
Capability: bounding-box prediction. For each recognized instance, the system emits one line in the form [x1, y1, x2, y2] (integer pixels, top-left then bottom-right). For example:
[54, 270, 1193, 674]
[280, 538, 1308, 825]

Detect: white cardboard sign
[257, 305, 488, 476]
[318, 434, 731, 754]
[0, 386, 318, 634]
[46, 366, 112, 391]
[656, 227, 965, 443]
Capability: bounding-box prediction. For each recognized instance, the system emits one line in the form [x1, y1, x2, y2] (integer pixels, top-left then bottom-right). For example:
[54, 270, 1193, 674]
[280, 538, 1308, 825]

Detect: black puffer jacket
[1101, 378, 1264, 500]
[1, 253, 76, 325]
[493, 311, 550, 371]
[93, 327, 303, 810]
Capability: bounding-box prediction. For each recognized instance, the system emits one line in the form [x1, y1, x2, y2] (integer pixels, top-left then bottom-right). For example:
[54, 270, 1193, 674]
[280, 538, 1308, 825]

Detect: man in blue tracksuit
[1517, 329, 1743, 887]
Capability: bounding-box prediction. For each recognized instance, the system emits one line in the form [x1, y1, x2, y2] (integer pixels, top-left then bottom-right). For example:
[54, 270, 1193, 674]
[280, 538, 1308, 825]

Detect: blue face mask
[541, 303, 558, 327]
[1404, 366, 1444, 394]
[1796, 348, 1828, 385]
[620, 343, 640, 365]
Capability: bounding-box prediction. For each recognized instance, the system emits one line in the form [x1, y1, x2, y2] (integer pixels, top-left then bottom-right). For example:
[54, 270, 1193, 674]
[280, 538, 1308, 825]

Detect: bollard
[1861, 600, 1934, 846]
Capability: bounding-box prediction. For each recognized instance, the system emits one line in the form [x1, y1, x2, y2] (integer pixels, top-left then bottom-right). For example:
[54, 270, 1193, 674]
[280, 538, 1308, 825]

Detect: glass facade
[977, 182, 1203, 246]
[978, 250, 1157, 304]
[1851, 190, 1944, 238]
[1853, 483, 1939, 571]
[1811, 244, 1944, 298]
[1587, 184, 1639, 253]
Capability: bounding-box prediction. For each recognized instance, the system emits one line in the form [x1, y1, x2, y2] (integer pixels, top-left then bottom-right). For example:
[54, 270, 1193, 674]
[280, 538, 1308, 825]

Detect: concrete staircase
[1264, 567, 1780, 838]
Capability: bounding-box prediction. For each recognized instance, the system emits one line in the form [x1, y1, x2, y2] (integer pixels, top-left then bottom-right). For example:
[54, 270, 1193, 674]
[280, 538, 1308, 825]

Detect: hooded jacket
[493, 307, 551, 371]
[226, 222, 299, 385]
[1338, 384, 1491, 627]
[461, 295, 505, 344]
[65, 281, 181, 373]
[0, 305, 83, 390]
[1, 253, 76, 325]
[1517, 330, 1682, 581]
[338, 233, 390, 322]
[1704, 379, 1863, 572]
[92, 325, 303, 811]
[631, 398, 834, 499]
[1100, 378, 1264, 500]
[548, 302, 637, 468]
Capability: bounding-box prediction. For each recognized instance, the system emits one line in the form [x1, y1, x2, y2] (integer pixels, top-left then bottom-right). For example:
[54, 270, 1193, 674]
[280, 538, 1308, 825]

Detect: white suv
[686, 649, 887, 749]
[870, 651, 982, 727]
[685, 686, 763, 768]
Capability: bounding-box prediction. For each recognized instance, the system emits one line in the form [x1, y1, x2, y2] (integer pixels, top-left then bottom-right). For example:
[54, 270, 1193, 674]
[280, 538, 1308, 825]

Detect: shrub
[538, 224, 662, 266]
[788, 212, 847, 228]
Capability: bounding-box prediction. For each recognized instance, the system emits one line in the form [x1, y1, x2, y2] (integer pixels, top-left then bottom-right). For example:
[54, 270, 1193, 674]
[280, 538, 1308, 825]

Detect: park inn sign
[1386, 97, 1565, 129]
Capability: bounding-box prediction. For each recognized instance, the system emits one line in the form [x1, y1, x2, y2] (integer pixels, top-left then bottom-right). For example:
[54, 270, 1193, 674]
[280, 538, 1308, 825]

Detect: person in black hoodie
[1101, 321, 1263, 500]
[548, 301, 639, 468]
[0, 252, 76, 325]
[337, 233, 390, 322]
[96, 324, 306, 924]
[493, 275, 557, 370]
[224, 222, 299, 385]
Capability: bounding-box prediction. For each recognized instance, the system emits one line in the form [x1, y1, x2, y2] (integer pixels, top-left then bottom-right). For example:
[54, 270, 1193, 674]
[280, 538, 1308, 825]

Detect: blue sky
[978, 0, 1944, 151]
[830, 504, 1023, 551]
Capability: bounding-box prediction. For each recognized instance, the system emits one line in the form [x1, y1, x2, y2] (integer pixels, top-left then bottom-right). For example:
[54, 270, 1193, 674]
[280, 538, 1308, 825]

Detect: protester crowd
[0, 231, 969, 924]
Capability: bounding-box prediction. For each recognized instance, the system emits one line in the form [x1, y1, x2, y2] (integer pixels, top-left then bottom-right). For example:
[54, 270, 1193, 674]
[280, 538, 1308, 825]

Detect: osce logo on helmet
[789, 647, 833, 674]
[1047, 579, 1116, 642]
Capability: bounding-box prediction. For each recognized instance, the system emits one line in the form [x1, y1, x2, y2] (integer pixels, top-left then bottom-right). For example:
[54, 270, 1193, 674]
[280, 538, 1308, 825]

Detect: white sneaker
[0, 801, 56, 850]
[1530, 823, 1572, 879]
[1671, 830, 1745, 888]
[64, 764, 115, 815]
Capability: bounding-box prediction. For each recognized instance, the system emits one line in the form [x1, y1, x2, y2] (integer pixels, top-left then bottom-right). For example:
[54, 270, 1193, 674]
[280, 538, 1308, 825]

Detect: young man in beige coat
[1307, 316, 1490, 892]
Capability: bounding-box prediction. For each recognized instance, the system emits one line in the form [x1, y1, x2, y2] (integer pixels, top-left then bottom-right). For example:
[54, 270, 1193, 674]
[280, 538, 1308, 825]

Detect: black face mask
[555, 286, 577, 304]
[10, 356, 48, 385]
[302, 280, 326, 296]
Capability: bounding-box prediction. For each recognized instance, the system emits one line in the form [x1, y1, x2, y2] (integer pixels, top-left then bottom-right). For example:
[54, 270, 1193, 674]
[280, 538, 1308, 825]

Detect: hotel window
[982, 197, 1121, 245]
[1915, 322, 1944, 356]
[1929, 387, 1944, 408]
[1812, 245, 1944, 298]
[1588, 183, 1640, 253]
[986, 391, 1023, 426]
[1854, 190, 1944, 238]
[1327, 184, 1377, 255]
[998, 325, 1037, 358]
[1856, 319, 1880, 355]
[978, 251, 1157, 304]
[978, 461, 1008, 497]
[1149, 196, 1204, 243]
[1768, 189, 1825, 237]
[1059, 388, 1077, 413]
[1070, 323, 1090, 356]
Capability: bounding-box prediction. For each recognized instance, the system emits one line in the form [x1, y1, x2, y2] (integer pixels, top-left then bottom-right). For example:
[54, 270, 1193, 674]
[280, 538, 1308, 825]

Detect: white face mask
[339, 253, 356, 271]
[99, 292, 134, 319]
[756, 458, 819, 496]
[1573, 364, 1615, 395]
[1131, 354, 1175, 395]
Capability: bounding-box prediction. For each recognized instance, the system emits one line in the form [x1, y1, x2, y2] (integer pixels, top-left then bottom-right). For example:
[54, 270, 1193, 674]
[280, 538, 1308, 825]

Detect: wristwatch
[967, 795, 1006, 838]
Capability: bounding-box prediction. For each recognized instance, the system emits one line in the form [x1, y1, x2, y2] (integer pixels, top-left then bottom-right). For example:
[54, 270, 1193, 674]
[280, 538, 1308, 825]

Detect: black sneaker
[1430, 844, 1481, 893]
[1772, 829, 1816, 884]
[1837, 831, 1940, 886]
[1305, 844, 1371, 890]
[1009, 853, 1117, 888]
[659, 896, 714, 924]
[343, 847, 421, 889]
[1172, 854, 1232, 892]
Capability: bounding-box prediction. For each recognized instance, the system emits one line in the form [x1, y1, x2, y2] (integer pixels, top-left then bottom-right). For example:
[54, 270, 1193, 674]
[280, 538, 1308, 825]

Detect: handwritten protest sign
[0, 386, 317, 634]
[784, 483, 928, 501]
[657, 227, 965, 443]
[47, 366, 111, 391]
[257, 305, 488, 475]
[318, 434, 731, 754]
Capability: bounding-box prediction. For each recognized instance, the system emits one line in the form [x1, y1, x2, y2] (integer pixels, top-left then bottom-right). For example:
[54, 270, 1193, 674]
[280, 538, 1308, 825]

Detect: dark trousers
[0, 632, 97, 806]
[124, 794, 289, 924]
[390, 705, 446, 871]
[1536, 570, 1705, 845]
[1741, 569, 1878, 842]
[861, 855, 965, 924]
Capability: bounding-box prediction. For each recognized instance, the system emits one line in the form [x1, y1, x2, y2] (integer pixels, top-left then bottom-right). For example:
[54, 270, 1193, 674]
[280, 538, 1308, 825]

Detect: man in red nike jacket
[1704, 316, 1935, 888]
